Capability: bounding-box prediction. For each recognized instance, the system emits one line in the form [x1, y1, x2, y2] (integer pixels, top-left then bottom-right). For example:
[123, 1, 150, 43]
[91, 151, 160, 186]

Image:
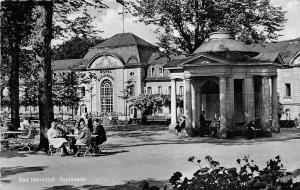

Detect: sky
[91, 0, 300, 45]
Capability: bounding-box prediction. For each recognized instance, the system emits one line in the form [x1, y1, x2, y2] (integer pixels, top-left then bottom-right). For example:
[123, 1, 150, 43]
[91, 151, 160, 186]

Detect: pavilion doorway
[199, 79, 220, 121]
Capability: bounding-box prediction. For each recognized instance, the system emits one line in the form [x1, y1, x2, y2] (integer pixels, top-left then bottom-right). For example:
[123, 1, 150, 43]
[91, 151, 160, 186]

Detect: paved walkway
[1, 128, 300, 190]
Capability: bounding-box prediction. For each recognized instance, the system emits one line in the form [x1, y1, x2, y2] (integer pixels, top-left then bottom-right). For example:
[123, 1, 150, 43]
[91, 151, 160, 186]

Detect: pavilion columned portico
[167, 32, 284, 138]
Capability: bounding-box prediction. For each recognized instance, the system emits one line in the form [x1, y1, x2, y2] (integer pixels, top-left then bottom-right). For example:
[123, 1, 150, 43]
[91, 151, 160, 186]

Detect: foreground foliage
[169, 155, 300, 190]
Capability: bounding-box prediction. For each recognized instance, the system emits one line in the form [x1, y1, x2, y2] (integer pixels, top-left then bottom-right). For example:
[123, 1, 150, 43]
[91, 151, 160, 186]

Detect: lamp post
[90, 84, 93, 120]
[89, 81, 96, 120]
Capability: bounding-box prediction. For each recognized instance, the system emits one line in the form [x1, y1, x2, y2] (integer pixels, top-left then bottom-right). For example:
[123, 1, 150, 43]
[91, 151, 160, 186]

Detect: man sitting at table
[76, 122, 91, 145]
[93, 119, 107, 150]
[47, 122, 70, 156]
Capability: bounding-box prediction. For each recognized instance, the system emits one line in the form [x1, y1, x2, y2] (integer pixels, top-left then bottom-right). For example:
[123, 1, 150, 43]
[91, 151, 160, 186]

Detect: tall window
[179, 86, 184, 96]
[101, 79, 113, 113]
[147, 87, 152, 94]
[168, 86, 171, 95]
[285, 83, 291, 97]
[158, 86, 162, 95]
[81, 87, 85, 97]
[151, 68, 155, 76]
[159, 68, 163, 76]
[81, 105, 87, 114]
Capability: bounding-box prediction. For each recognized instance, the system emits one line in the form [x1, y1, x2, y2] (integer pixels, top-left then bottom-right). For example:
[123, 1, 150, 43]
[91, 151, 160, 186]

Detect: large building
[1, 32, 300, 130]
[249, 40, 300, 120]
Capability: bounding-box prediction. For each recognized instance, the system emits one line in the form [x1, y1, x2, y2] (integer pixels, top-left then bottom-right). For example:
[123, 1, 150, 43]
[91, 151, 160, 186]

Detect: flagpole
[122, 4, 125, 33]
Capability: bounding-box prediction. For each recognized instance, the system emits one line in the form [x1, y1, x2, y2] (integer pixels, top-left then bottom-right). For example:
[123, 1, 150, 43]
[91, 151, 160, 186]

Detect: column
[244, 76, 255, 124]
[195, 85, 201, 130]
[272, 76, 279, 132]
[184, 77, 192, 131]
[191, 81, 196, 128]
[169, 78, 177, 132]
[219, 77, 228, 138]
[261, 76, 272, 135]
[226, 77, 234, 129]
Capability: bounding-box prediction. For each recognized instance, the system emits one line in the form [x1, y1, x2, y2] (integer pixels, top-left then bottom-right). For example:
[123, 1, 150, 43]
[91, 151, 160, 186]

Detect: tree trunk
[8, 33, 21, 130]
[33, 1, 53, 151]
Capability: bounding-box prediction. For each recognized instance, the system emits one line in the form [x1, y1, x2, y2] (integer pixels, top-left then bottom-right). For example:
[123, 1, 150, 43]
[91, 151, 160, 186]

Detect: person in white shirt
[47, 122, 69, 156]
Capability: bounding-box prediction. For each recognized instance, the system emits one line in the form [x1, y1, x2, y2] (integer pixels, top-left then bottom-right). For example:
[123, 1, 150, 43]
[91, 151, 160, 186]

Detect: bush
[169, 155, 300, 190]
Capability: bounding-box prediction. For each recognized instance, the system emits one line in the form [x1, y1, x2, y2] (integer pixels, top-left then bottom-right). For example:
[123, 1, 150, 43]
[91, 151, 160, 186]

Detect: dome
[194, 31, 259, 57]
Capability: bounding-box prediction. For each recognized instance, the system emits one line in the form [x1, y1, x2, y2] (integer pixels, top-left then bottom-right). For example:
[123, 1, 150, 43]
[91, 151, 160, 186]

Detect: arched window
[101, 79, 113, 113]
[81, 104, 87, 115]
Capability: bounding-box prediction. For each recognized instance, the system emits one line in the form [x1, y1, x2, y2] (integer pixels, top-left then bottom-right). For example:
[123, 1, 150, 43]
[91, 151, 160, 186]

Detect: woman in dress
[47, 122, 69, 155]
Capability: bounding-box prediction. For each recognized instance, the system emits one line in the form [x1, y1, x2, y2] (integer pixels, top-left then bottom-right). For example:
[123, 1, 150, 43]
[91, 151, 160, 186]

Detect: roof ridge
[129, 33, 138, 45]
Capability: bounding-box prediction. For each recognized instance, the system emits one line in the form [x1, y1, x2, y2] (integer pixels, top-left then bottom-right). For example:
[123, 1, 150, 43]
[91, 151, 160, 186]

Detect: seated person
[56, 123, 67, 138]
[93, 119, 107, 148]
[209, 118, 219, 138]
[246, 120, 256, 139]
[76, 122, 91, 145]
[47, 122, 70, 155]
[175, 116, 186, 136]
[199, 111, 206, 136]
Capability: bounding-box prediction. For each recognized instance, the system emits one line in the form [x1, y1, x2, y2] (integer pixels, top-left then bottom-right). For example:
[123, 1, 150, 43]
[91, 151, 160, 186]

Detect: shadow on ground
[1, 166, 47, 178]
[43, 179, 170, 190]
[0, 150, 39, 159]
[106, 128, 300, 148]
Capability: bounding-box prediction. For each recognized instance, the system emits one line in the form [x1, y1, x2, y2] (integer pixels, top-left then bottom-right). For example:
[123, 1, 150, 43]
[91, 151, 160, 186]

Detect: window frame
[147, 87, 152, 95]
[285, 83, 291, 98]
[100, 79, 113, 113]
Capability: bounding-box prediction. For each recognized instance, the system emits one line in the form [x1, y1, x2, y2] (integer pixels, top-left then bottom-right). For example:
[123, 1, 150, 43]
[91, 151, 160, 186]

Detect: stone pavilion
[166, 32, 285, 138]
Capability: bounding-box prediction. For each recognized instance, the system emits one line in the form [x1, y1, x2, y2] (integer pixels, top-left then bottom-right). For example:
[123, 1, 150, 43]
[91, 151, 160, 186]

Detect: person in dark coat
[93, 119, 107, 146]
[87, 115, 93, 134]
[199, 111, 206, 136]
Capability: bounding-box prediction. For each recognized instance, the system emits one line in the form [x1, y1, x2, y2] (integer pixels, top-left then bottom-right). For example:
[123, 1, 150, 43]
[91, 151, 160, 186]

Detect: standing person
[93, 119, 107, 151]
[87, 114, 93, 134]
[199, 111, 206, 137]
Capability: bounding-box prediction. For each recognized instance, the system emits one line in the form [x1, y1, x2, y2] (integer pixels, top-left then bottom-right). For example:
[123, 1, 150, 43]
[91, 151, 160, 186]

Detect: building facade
[1, 33, 299, 126]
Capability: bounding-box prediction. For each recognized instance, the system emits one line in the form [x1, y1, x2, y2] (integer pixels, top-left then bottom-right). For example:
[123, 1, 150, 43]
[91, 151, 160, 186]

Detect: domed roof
[194, 32, 259, 57]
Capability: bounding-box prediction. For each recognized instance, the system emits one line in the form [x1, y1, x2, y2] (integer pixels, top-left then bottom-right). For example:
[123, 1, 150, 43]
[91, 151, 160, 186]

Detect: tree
[0, 1, 34, 129]
[52, 36, 105, 60]
[119, 79, 135, 120]
[131, 0, 286, 56]
[129, 94, 163, 123]
[1, 0, 110, 151]
[52, 71, 81, 119]
[52, 0, 108, 40]
[20, 83, 39, 119]
[29, 1, 54, 151]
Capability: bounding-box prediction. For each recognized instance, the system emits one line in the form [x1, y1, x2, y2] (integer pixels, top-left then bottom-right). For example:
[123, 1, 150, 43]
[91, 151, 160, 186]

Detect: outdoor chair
[18, 128, 36, 151]
[48, 144, 62, 156]
[7, 138, 22, 150]
[74, 142, 93, 157]
[98, 141, 108, 154]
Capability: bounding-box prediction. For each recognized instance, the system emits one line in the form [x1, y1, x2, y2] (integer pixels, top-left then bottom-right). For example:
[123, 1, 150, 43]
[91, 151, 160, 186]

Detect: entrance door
[234, 79, 244, 122]
[200, 80, 220, 121]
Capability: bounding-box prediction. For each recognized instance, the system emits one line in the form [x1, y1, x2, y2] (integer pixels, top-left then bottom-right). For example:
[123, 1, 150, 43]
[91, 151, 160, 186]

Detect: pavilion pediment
[180, 53, 231, 67]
